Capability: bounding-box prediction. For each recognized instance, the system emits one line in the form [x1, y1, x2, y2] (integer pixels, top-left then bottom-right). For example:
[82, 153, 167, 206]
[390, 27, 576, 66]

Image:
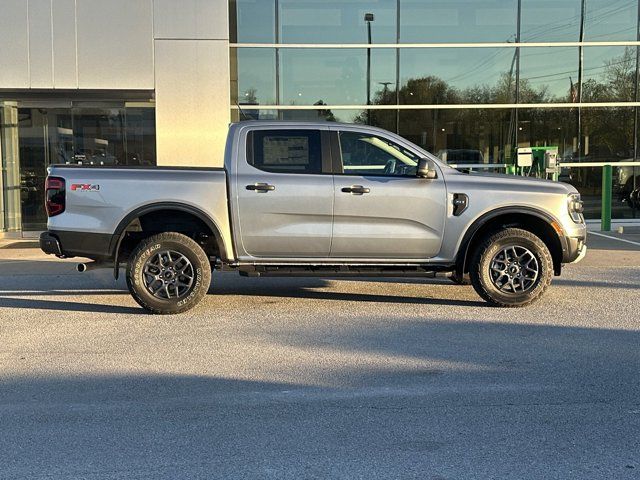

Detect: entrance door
[0, 104, 22, 233]
[330, 129, 447, 259]
[235, 127, 334, 259]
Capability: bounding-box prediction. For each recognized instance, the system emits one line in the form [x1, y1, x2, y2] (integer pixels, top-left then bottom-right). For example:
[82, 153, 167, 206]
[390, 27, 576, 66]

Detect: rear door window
[248, 129, 323, 174]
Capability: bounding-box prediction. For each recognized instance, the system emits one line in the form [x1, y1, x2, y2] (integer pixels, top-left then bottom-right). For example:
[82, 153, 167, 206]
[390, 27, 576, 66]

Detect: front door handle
[246, 183, 275, 193]
[341, 185, 370, 195]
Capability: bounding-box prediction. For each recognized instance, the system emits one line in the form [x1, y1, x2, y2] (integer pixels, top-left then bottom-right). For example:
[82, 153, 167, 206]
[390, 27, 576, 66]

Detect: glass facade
[401, 0, 518, 43]
[230, 0, 640, 220]
[1, 102, 156, 232]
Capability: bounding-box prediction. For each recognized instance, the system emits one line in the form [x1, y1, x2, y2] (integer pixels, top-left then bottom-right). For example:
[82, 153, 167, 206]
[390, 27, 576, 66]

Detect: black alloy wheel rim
[142, 250, 195, 299]
[489, 245, 540, 294]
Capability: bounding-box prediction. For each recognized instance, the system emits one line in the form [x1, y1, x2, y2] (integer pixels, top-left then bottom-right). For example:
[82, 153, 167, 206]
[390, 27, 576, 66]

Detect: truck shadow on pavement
[1, 268, 637, 314]
[0, 297, 140, 314]
[554, 278, 640, 289]
[0, 272, 487, 313]
[211, 279, 486, 307]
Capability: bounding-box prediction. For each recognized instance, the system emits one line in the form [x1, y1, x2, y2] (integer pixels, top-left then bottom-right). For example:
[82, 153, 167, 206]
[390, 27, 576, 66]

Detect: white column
[153, 0, 231, 167]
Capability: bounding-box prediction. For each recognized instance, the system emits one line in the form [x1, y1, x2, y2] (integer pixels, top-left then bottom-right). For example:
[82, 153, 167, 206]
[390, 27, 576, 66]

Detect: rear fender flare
[110, 202, 229, 278]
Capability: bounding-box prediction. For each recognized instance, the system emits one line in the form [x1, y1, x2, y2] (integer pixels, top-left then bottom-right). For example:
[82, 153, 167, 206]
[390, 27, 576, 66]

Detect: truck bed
[46, 164, 232, 260]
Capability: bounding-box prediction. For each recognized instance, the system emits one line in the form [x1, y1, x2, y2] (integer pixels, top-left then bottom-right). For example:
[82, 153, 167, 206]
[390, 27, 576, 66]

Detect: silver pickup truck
[40, 121, 587, 314]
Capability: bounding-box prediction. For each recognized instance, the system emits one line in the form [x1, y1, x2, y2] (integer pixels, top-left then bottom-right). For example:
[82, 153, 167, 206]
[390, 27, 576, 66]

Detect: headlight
[567, 193, 584, 223]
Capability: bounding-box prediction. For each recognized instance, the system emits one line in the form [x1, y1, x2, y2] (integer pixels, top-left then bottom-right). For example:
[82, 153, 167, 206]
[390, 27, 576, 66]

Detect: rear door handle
[246, 183, 275, 192]
[341, 185, 370, 195]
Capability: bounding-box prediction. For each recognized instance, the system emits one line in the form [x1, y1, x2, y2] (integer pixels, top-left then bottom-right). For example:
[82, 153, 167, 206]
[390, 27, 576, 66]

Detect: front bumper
[563, 234, 587, 264]
[569, 244, 587, 264]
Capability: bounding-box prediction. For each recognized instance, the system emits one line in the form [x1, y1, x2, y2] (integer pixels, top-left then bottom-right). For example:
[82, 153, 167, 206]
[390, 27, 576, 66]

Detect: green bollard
[601, 164, 612, 232]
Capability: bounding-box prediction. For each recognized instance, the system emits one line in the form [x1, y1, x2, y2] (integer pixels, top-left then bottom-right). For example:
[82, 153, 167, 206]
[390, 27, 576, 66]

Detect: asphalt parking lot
[1, 232, 639, 479]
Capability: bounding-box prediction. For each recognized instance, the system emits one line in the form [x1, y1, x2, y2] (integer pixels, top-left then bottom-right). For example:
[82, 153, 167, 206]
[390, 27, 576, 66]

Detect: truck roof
[229, 120, 392, 132]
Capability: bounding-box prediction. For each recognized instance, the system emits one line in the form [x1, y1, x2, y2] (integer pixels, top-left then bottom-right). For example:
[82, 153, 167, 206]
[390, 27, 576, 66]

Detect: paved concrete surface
[1, 237, 639, 479]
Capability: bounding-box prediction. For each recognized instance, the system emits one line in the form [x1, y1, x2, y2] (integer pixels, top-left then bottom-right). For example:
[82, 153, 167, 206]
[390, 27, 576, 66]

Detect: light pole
[365, 13, 375, 124]
[379, 81, 392, 97]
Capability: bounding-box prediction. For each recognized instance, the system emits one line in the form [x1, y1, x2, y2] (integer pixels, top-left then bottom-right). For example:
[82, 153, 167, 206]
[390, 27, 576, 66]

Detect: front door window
[339, 130, 420, 177]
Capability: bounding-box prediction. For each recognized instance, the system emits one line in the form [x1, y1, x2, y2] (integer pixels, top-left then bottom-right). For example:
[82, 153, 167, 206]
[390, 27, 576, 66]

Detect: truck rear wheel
[469, 228, 553, 308]
[126, 232, 211, 314]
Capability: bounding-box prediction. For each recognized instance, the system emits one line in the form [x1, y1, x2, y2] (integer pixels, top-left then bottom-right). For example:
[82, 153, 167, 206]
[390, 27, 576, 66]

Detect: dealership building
[1, 0, 639, 235]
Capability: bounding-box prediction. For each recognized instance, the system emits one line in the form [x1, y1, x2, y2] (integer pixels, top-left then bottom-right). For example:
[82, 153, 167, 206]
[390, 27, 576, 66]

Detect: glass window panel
[581, 107, 634, 161]
[565, 165, 638, 219]
[232, 108, 398, 132]
[0, 105, 21, 232]
[18, 108, 70, 230]
[231, 0, 275, 43]
[584, 0, 638, 41]
[616, 161, 640, 216]
[355, 109, 399, 132]
[519, 47, 579, 103]
[582, 46, 636, 102]
[399, 48, 517, 105]
[279, 0, 397, 44]
[249, 129, 323, 174]
[232, 48, 277, 106]
[516, 108, 578, 162]
[338, 130, 420, 176]
[280, 48, 396, 106]
[231, 108, 279, 122]
[72, 108, 126, 166]
[398, 109, 516, 164]
[281, 108, 399, 132]
[15, 105, 156, 231]
[400, 0, 517, 43]
[124, 107, 156, 166]
[521, 0, 582, 42]
[570, 107, 636, 218]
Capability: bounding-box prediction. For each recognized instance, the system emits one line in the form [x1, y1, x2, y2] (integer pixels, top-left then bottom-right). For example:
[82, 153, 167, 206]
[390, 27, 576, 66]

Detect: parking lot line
[589, 231, 640, 247]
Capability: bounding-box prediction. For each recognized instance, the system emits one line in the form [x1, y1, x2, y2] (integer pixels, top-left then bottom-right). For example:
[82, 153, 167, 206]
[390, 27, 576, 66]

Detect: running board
[237, 264, 452, 278]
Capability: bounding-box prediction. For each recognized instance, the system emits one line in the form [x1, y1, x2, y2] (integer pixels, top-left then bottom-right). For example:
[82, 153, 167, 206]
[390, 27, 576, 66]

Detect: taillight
[45, 176, 66, 217]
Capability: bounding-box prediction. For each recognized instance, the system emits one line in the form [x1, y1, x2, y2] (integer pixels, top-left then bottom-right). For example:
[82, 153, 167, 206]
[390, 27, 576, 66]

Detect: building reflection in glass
[230, 0, 640, 219]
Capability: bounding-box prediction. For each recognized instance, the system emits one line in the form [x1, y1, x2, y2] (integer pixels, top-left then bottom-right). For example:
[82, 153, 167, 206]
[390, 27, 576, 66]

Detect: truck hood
[444, 169, 577, 195]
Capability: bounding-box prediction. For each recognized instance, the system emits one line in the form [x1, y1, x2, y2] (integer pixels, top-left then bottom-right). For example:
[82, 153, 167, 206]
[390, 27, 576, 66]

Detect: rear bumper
[39, 232, 63, 256]
[40, 230, 113, 260]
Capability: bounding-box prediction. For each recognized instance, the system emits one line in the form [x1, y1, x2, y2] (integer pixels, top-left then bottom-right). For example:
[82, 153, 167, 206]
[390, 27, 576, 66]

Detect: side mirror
[417, 158, 438, 179]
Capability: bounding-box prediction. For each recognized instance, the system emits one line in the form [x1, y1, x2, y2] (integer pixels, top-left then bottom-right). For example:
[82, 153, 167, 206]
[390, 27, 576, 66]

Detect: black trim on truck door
[245, 129, 334, 175]
[329, 131, 343, 174]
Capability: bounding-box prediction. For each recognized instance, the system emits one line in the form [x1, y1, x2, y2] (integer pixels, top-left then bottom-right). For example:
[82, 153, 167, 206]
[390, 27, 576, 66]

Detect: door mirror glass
[417, 158, 437, 179]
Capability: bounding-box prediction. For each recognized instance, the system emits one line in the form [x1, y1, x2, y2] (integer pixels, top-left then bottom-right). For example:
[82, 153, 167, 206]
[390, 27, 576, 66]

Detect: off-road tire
[469, 228, 553, 308]
[126, 232, 211, 314]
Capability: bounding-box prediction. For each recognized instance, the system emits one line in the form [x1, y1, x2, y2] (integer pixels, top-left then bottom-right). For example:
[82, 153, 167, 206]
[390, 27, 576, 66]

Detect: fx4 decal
[71, 184, 100, 192]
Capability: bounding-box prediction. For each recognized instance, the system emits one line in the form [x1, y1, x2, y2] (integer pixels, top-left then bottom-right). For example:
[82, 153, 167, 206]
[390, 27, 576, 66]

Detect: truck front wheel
[469, 228, 553, 308]
[126, 232, 212, 314]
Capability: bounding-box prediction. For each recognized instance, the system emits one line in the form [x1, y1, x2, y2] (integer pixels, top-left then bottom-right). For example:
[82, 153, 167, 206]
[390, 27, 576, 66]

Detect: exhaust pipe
[77, 262, 110, 273]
